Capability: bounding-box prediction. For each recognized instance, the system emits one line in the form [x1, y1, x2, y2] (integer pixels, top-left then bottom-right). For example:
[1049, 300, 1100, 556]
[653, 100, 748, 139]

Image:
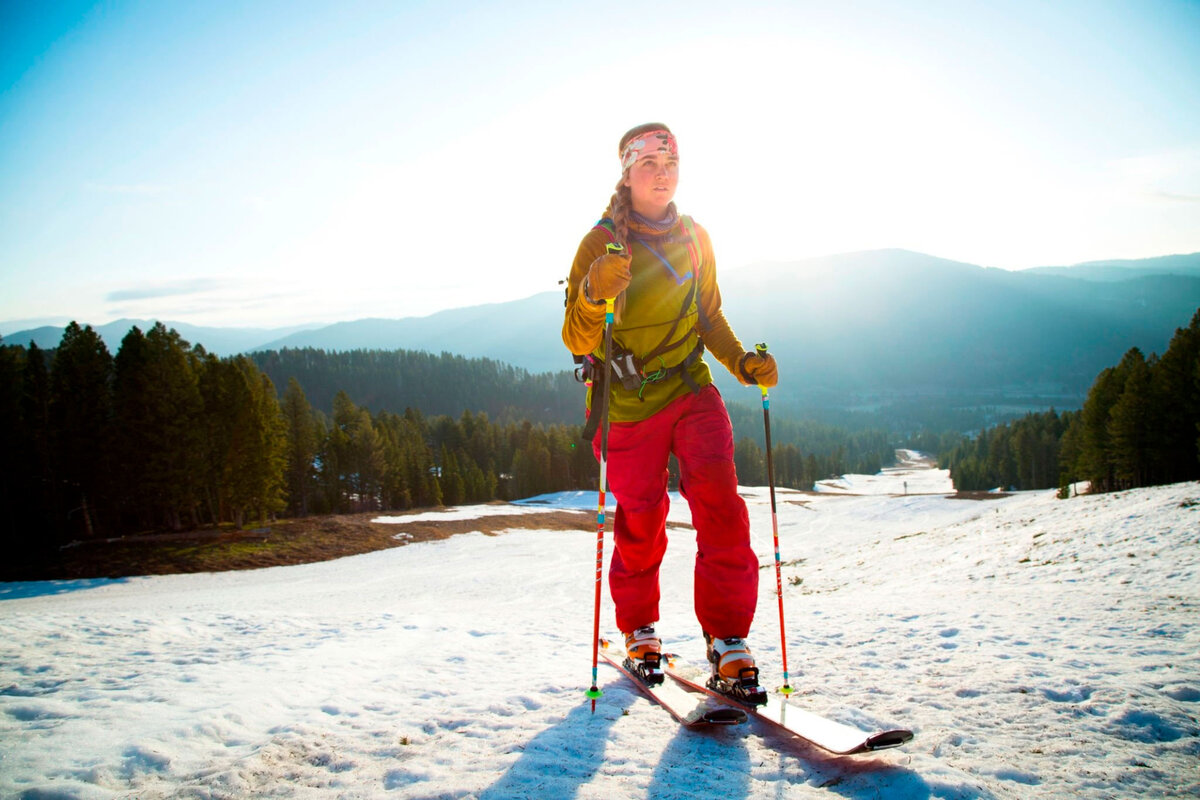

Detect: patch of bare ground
[2, 506, 596, 582]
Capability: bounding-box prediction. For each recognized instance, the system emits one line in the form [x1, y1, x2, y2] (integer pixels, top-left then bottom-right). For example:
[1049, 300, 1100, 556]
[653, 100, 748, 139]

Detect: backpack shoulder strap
[677, 214, 713, 330]
[592, 218, 617, 242]
[678, 215, 701, 277]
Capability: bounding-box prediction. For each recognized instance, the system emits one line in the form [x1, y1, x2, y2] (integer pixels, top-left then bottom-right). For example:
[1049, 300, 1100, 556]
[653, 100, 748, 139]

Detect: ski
[597, 639, 747, 726]
[663, 655, 913, 754]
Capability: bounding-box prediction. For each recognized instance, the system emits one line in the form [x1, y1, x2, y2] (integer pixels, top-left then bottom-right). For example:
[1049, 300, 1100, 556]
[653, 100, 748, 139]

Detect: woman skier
[562, 122, 778, 700]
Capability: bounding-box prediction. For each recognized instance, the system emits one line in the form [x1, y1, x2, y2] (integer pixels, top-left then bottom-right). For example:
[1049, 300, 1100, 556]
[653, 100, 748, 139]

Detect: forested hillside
[0, 324, 597, 558]
[248, 348, 581, 424]
[942, 309, 1200, 493]
[11, 303, 1192, 562]
[0, 324, 898, 557]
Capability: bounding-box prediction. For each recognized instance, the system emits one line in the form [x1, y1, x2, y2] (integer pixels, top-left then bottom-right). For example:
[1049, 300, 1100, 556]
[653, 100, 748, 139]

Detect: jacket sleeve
[562, 229, 611, 356]
[693, 223, 748, 378]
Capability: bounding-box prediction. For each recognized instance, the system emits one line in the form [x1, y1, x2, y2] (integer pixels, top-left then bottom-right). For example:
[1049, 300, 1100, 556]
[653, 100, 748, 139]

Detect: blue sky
[2, 0, 1198, 333]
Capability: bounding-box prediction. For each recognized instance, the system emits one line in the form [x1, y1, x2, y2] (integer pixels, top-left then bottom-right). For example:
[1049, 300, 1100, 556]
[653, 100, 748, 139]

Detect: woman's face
[623, 151, 679, 220]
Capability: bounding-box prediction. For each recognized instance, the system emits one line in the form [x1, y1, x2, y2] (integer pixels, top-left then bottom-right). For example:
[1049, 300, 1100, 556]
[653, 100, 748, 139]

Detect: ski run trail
[1, 451, 1197, 799]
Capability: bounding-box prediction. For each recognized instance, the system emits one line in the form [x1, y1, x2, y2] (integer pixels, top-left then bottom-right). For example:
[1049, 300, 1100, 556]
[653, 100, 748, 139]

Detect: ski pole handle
[602, 242, 626, 310]
[755, 343, 770, 399]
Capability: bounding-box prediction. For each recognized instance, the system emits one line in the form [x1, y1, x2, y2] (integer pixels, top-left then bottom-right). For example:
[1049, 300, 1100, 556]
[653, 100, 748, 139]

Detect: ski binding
[597, 638, 747, 727]
[706, 664, 769, 706]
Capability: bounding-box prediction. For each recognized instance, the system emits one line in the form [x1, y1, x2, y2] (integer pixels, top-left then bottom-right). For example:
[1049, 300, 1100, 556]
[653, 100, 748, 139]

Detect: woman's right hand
[585, 251, 633, 302]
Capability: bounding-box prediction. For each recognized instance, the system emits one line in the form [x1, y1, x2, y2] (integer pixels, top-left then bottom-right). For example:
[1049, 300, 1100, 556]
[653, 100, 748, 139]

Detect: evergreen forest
[941, 309, 1200, 494]
[8, 309, 1192, 560]
[0, 324, 892, 556]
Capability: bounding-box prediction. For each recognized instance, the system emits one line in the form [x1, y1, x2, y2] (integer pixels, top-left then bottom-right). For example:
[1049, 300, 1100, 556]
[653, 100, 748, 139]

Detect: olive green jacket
[562, 213, 747, 422]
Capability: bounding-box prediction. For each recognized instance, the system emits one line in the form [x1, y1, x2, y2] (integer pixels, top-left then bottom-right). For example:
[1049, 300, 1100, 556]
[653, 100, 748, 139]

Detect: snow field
[0, 465, 1197, 799]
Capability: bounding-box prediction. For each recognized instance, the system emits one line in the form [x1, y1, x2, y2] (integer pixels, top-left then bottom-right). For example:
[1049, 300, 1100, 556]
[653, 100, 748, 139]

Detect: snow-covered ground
[814, 448, 954, 495]
[2, 460, 1198, 799]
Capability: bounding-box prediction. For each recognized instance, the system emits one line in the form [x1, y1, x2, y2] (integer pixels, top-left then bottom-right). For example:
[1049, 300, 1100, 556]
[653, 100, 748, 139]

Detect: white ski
[663, 655, 913, 754]
[597, 639, 746, 726]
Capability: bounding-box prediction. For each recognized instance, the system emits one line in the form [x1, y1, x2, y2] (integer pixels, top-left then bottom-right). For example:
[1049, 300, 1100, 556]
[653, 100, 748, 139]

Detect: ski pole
[587, 244, 622, 711]
[755, 343, 793, 695]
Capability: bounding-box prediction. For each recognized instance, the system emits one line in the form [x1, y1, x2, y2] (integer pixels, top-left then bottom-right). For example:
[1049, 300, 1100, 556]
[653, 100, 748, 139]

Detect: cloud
[1109, 149, 1200, 202]
[100, 278, 321, 328]
[1148, 191, 1200, 204]
[105, 278, 223, 302]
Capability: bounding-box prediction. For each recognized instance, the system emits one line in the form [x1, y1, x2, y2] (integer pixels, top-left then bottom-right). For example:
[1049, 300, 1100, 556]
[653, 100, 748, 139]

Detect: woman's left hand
[738, 350, 778, 387]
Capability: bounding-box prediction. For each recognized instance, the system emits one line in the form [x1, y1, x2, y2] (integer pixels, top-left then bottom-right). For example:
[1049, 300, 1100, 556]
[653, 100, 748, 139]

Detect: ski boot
[705, 633, 767, 706]
[623, 625, 664, 686]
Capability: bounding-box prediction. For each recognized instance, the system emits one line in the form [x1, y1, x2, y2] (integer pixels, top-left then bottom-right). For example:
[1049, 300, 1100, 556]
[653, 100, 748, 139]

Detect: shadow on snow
[474, 690, 637, 800]
[0, 577, 132, 601]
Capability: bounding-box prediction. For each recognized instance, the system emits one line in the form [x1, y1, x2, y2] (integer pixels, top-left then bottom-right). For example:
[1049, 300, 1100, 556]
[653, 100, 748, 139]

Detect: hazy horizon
[5, 246, 1198, 338]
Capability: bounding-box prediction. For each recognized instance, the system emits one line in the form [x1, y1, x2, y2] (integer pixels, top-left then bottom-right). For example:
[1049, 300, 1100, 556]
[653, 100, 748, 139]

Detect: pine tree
[1194, 349, 1200, 467]
[984, 426, 1017, 490]
[245, 362, 287, 525]
[0, 341, 22, 548]
[1057, 411, 1082, 493]
[460, 452, 492, 502]
[546, 426, 577, 492]
[148, 324, 206, 529]
[49, 323, 114, 538]
[317, 413, 347, 513]
[567, 427, 597, 493]
[398, 407, 441, 507]
[1014, 424, 1038, 490]
[330, 392, 385, 511]
[804, 453, 820, 487]
[112, 324, 205, 530]
[375, 412, 413, 510]
[282, 378, 319, 516]
[219, 359, 286, 527]
[439, 445, 465, 506]
[1, 343, 43, 556]
[1151, 310, 1200, 482]
[1077, 365, 1124, 493]
[734, 437, 765, 486]
[512, 429, 551, 498]
[774, 444, 804, 490]
[195, 349, 235, 525]
[21, 343, 53, 538]
[1107, 348, 1153, 489]
[112, 327, 152, 528]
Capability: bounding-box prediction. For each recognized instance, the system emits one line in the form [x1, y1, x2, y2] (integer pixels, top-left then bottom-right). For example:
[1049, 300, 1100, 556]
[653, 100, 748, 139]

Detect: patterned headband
[620, 130, 679, 170]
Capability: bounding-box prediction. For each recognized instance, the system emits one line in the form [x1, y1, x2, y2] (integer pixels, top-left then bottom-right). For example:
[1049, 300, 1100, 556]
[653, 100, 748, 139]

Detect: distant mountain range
[1, 320, 322, 359]
[7, 249, 1199, 413]
[1023, 253, 1200, 282]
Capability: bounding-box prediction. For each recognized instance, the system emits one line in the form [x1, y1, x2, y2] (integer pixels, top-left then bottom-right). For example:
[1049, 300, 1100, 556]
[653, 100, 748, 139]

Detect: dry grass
[4, 506, 596, 581]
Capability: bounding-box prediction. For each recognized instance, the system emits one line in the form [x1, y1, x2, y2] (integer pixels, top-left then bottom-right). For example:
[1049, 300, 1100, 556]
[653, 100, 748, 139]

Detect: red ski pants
[592, 384, 758, 639]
